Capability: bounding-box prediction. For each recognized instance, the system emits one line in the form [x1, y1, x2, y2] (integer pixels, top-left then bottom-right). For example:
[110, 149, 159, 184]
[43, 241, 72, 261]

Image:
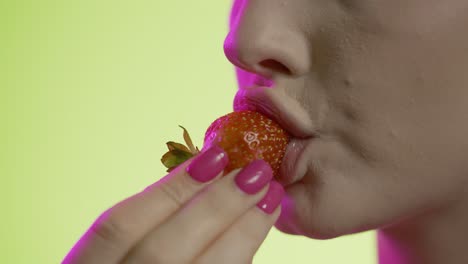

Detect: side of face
[226, 0, 468, 239]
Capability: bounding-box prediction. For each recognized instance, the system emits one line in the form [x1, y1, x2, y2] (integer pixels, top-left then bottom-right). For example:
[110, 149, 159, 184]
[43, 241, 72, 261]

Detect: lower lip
[278, 137, 314, 186]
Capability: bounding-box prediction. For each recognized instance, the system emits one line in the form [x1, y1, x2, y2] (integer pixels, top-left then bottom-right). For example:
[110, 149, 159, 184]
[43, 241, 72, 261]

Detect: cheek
[276, 129, 468, 239]
[276, 42, 468, 239]
[276, 88, 468, 239]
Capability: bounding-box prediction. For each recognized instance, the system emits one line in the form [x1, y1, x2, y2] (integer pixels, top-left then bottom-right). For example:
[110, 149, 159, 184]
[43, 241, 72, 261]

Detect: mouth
[233, 84, 317, 186]
[233, 85, 317, 139]
[278, 137, 315, 187]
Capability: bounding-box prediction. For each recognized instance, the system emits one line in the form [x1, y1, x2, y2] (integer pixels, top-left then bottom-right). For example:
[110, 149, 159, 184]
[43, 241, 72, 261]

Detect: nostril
[259, 59, 292, 75]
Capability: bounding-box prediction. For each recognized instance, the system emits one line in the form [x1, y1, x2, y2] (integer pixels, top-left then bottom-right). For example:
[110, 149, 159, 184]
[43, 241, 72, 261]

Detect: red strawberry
[203, 110, 290, 178]
[161, 110, 290, 179]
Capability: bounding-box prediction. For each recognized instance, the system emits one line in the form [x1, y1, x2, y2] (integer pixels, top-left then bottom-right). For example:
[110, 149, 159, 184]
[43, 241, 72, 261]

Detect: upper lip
[233, 85, 317, 139]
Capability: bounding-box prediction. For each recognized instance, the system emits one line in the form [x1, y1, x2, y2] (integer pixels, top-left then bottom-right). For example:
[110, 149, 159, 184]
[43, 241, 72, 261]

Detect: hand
[62, 145, 285, 264]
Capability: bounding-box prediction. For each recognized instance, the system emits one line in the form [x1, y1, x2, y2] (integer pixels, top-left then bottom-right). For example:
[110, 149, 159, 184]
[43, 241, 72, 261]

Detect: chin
[273, 178, 383, 240]
[272, 188, 350, 240]
[274, 204, 374, 240]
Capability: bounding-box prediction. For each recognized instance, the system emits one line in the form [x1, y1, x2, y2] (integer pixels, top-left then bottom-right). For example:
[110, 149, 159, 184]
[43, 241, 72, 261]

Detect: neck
[377, 190, 468, 264]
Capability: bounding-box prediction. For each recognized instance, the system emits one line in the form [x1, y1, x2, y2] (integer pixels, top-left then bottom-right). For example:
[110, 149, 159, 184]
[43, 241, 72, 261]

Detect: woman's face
[224, 0, 468, 239]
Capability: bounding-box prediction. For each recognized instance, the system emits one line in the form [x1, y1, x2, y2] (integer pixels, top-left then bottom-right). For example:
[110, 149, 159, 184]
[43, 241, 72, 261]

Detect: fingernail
[235, 160, 273, 195]
[256, 181, 285, 214]
[186, 145, 229, 183]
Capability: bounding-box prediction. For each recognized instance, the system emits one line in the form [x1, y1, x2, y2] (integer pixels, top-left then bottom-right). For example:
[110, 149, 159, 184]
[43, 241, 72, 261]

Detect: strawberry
[161, 110, 290, 179]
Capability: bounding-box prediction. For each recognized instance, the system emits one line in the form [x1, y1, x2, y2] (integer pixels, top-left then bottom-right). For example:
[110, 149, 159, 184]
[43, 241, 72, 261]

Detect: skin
[63, 157, 282, 263]
[226, 0, 468, 263]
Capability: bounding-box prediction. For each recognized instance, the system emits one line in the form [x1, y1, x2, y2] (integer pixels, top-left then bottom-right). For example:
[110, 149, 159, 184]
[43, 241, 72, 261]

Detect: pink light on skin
[235, 67, 275, 89]
[226, 0, 275, 91]
[274, 193, 303, 235]
[61, 211, 108, 263]
[378, 230, 414, 264]
[226, 35, 276, 90]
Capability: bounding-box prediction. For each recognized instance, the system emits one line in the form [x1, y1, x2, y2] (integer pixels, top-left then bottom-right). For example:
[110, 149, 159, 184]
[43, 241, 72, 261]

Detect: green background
[2, 1, 376, 263]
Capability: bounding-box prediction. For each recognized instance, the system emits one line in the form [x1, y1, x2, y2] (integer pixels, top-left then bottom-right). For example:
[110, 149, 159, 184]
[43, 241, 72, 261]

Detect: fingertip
[256, 180, 285, 215]
[186, 145, 229, 183]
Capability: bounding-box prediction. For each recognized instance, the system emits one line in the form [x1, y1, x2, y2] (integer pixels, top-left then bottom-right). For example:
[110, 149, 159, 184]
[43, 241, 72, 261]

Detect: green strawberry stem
[161, 126, 200, 172]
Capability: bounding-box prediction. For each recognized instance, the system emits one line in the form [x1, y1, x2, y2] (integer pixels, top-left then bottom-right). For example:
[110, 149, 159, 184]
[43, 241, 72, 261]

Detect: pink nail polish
[186, 145, 229, 183]
[257, 181, 285, 214]
[235, 160, 273, 194]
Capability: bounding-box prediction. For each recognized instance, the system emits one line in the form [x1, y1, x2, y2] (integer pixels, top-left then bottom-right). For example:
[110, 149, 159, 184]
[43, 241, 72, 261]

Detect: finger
[121, 160, 273, 264]
[195, 181, 284, 264]
[62, 146, 228, 264]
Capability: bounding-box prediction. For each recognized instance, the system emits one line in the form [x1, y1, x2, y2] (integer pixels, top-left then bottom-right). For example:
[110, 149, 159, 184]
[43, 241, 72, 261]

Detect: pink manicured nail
[235, 160, 273, 194]
[257, 181, 285, 214]
[186, 145, 229, 183]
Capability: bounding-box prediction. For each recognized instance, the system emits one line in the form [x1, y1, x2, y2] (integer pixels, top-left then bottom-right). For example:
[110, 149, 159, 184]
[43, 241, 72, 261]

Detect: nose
[223, 0, 311, 79]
